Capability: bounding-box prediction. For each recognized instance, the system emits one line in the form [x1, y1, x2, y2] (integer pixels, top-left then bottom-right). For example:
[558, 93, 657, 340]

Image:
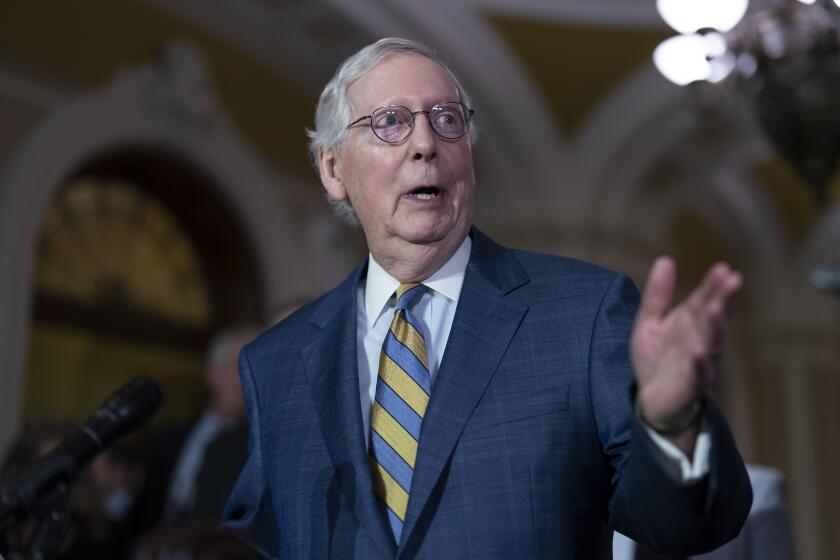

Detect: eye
[433, 110, 462, 133]
[437, 113, 456, 126]
[370, 107, 413, 142]
[373, 112, 400, 129]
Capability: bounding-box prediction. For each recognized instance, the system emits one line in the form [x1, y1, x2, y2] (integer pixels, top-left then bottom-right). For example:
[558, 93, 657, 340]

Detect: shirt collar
[365, 235, 472, 328]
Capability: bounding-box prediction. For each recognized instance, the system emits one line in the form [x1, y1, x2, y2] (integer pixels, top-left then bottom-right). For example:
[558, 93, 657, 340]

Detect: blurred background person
[130, 326, 258, 535]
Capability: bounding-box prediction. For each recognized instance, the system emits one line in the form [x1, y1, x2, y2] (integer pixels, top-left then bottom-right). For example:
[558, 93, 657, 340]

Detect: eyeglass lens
[370, 103, 470, 143]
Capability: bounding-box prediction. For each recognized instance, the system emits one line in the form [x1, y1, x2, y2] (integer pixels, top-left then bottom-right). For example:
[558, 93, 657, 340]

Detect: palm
[631, 257, 741, 424]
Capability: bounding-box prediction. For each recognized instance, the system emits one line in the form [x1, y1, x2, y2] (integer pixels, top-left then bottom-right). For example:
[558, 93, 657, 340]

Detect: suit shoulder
[510, 249, 634, 294]
[512, 249, 614, 275]
[242, 257, 363, 359]
[243, 295, 326, 358]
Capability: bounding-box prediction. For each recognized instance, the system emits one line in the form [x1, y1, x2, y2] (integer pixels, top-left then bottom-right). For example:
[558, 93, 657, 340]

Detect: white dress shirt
[355, 235, 708, 479]
[166, 409, 224, 512]
[357, 237, 471, 446]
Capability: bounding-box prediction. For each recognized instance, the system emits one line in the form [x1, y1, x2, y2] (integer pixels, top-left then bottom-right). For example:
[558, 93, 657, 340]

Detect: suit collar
[466, 228, 530, 293]
[301, 260, 397, 557]
[365, 235, 472, 329]
[300, 229, 531, 557]
[398, 227, 530, 554]
[307, 259, 366, 330]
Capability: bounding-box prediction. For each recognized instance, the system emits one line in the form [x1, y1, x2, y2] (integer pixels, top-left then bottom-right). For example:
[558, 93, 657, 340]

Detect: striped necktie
[370, 282, 430, 543]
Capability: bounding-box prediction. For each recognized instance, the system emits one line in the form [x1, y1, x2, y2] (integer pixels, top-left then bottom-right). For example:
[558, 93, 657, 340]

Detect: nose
[410, 113, 437, 161]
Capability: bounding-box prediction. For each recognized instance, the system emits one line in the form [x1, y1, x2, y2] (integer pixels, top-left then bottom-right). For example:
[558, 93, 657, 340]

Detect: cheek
[444, 145, 474, 181]
[450, 158, 475, 198]
[351, 165, 399, 210]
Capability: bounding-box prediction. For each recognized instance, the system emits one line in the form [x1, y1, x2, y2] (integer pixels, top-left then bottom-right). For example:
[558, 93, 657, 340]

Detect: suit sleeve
[222, 348, 279, 559]
[588, 273, 752, 555]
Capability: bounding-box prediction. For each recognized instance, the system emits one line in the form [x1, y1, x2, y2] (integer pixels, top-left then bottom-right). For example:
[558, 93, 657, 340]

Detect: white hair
[307, 37, 477, 224]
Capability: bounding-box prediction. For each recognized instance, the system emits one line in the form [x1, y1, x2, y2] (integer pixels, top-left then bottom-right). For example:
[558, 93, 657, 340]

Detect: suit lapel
[300, 262, 396, 558]
[399, 230, 529, 552]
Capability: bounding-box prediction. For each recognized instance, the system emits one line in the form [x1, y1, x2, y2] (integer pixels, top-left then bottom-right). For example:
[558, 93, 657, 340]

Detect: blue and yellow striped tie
[370, 282, 430, 543]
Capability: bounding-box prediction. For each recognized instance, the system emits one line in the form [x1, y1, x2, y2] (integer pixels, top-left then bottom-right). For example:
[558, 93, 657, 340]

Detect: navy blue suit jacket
[224, 229, 751, 559]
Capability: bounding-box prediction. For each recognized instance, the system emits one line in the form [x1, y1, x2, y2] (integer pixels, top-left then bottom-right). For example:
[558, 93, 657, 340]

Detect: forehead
[348, 53, 460, 112]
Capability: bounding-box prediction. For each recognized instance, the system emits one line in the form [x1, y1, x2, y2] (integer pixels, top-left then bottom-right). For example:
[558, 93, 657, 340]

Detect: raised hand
[631, 257, 742, 446]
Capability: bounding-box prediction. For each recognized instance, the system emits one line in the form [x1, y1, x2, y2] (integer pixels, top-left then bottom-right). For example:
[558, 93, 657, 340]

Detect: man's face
[322, 54, 475, 267]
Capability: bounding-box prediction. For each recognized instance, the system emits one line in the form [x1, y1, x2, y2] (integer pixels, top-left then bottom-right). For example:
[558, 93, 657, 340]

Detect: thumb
[638, 256, 676, 322]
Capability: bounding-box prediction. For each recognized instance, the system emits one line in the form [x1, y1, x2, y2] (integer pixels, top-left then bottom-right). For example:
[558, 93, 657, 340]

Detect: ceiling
[0, 0, 672, 176]
[1, 0, 838, 271]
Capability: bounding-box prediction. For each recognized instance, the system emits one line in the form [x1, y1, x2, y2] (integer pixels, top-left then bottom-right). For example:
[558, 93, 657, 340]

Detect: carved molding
[0, 40, 315, 452]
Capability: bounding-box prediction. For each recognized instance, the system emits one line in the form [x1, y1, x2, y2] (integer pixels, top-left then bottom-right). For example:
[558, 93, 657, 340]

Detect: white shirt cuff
[644, 425, 711, 481]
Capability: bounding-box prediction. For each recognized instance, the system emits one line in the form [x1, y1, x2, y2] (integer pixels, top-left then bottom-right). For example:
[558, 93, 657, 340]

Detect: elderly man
[224, 38, 751, 559]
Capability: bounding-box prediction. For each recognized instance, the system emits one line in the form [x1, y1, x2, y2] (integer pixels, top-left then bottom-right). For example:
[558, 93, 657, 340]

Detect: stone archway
[0, 41, 308, 451]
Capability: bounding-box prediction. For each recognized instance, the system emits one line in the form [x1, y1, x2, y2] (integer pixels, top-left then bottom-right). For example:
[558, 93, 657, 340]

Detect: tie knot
[394, 283, 428, 310]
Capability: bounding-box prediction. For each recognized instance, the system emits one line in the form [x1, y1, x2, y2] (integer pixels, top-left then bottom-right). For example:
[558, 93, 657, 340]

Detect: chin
[400, 224, 455, 246]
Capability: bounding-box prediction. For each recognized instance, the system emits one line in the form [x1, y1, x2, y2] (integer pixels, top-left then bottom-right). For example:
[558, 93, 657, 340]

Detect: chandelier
[653, 0, 840, 205]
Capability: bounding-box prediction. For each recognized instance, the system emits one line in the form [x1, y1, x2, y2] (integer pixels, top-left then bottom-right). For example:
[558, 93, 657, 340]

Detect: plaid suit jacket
[224, 228, 751, 559]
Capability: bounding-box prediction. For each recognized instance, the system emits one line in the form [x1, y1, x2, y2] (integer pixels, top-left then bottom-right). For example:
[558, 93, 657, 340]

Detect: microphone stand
[0, 377, 163, 560]
[0, 479, 72, 560]
[23, 482, 71, 560]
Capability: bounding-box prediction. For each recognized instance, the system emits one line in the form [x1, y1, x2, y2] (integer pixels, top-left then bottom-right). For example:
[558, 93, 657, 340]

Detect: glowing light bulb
[653, 32, 734, 85]
[657, 0, 749, 33]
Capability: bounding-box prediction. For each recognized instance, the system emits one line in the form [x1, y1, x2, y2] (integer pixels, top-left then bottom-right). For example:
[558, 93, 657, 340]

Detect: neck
[372, 232, 466, 283]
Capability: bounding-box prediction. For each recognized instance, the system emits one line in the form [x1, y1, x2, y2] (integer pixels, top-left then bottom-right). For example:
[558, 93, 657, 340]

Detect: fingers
[686, 262, 742, 367]
[638, 256, 677, 323]
[686, 262, 742, 316]
[637, 257, 742, 364]
[634, 260, 743, 416]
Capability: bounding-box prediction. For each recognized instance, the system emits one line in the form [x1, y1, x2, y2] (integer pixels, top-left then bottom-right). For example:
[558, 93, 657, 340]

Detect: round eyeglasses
[346, 101, 474, 144]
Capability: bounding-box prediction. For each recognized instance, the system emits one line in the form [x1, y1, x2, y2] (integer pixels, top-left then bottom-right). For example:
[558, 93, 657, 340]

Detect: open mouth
[408, 186, 441, 200]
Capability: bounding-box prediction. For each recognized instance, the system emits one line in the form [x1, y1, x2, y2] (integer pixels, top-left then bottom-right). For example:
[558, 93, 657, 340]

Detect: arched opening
[23, 146, 263, 426]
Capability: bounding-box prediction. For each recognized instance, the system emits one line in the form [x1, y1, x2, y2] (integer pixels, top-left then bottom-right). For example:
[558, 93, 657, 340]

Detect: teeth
[414, 192, 437, 200]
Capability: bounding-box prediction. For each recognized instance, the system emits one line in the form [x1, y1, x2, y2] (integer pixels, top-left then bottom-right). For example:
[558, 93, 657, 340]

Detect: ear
[318, 146, 348, 202]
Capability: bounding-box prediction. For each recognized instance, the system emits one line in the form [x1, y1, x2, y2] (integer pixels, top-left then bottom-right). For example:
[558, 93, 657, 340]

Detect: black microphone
[0, 377, 163, 524]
